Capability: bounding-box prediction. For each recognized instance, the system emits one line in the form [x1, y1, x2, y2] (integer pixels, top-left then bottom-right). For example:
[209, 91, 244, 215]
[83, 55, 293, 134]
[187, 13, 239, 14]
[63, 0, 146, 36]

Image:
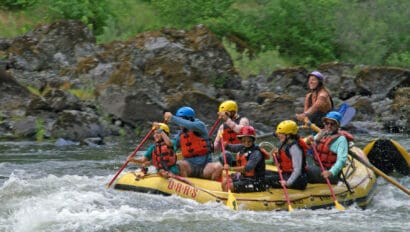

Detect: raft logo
[167, 180, 198, 198]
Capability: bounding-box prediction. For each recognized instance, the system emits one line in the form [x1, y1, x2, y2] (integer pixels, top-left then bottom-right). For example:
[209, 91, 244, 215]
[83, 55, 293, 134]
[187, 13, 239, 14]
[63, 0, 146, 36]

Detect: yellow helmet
[157, 123, 170, 134]
[276, 120, 298, 135]
[219, 100, 238, 112]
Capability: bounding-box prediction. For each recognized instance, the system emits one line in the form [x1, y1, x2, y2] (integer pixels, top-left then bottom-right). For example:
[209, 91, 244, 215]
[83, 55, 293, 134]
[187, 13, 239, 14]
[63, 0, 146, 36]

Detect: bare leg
[177, 160, 191, 177]
[203, 162, 223, 180]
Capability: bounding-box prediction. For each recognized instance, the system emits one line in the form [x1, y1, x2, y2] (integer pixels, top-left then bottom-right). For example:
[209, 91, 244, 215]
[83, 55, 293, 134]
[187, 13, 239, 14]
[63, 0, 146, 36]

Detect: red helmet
[238, 126, 256, 139]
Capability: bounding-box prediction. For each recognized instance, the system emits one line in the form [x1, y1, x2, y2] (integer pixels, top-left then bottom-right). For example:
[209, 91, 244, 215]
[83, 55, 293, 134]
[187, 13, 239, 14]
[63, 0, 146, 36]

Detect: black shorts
[189, 163, 205, 178]
[232, 177, 266, 193]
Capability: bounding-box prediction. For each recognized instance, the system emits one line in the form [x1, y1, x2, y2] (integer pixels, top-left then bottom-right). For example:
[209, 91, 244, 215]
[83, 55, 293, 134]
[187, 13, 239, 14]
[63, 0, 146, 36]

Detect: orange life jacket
[314, 131, 348, 169]
[151, 141, 177, 170]
[222, 117, 242, 144]
[180, 131, 210, 158]
[278, 139, 308, 173]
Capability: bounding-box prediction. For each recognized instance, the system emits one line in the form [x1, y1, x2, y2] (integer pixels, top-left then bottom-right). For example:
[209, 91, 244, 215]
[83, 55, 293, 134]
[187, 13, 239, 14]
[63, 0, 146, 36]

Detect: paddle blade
[288, 204, 294, 212]
[340, 106, 356, 127]
[334, 200, 345, 211]
[337, 103, 349, 115]
[227, 190, 238, 210]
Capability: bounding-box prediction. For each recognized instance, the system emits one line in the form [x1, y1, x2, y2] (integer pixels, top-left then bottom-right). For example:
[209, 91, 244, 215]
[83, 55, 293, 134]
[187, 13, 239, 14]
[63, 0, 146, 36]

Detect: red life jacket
[278, 139, 308, 173]
[235, 146, 267, 177]
[314, 131, 351, 169]
[180, 131, 210, 158]
[235, 150, 255, 177]
[151, 141, 177, 170]
[222, 117, 242, 145]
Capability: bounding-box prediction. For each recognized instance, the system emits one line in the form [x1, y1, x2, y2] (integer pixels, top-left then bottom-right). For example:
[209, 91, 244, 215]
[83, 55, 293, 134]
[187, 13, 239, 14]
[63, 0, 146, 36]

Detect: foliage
[42, 0, 113, 36]
[0, 0, 37, 10]
[1, 0, 409, 71]
[68, 88, 95, 100]
[223, 39, 289, 77]
[97, 0, 162, 43]
[36, 117, 44, 142]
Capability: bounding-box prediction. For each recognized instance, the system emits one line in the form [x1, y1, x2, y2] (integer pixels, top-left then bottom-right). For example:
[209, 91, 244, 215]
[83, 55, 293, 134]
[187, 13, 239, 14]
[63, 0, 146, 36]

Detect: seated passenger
[266, 120, 308, 190]
[307, 111, 349, 184]
[221, 126, 266, 193]
[127, 122, 179, 178]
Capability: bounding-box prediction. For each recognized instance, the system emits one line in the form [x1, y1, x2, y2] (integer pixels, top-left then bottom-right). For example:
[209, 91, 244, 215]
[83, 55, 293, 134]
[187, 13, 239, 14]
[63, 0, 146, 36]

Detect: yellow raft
[114, 146, 377, 211]
[363, 139, 410, 175]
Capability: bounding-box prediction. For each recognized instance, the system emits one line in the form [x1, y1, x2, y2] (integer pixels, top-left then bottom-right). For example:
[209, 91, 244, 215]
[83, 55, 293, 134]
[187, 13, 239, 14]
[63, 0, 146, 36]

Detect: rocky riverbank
[0, 20, 409, 144]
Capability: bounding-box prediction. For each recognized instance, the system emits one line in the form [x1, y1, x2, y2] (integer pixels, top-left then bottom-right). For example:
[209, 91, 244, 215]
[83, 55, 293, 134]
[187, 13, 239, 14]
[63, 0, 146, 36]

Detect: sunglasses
[323, 121, 337, 126]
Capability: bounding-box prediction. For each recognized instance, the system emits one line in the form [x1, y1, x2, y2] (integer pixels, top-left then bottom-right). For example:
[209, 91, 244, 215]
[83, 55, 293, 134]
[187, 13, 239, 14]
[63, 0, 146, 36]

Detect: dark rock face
[0, 20, 408, 143]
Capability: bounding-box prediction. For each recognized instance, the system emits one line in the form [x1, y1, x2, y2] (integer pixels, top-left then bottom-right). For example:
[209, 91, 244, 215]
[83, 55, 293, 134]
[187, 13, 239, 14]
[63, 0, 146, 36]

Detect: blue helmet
[308, 71, 325, 81]
[176, 106, 195, 118]
[323, 111, 342, 125]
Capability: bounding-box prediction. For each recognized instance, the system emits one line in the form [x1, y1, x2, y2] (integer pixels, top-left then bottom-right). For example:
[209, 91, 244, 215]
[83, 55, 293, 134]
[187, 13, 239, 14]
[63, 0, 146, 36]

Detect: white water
[0, 134, 409, 232]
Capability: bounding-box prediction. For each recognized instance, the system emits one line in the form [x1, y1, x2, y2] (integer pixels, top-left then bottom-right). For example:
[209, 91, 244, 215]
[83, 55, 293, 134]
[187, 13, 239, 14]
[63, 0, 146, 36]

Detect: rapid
[0, 133, 409, 232]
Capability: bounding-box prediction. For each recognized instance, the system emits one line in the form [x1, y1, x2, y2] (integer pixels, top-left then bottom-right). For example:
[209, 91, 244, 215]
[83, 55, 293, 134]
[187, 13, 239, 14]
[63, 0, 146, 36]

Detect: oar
[106, 127, 155, 188]
[348, 150, 410, 195]
[219, 133, 238, 210]
[208, 118, 221, 137]
[312, 144, 346, 211]
[271, 150, 294, 212]
[306, 120, 410, 196]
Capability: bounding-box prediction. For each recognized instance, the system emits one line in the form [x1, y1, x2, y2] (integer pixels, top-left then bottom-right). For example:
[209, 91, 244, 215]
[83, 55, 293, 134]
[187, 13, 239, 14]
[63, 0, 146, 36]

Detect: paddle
[336, 103, 356, 127]
[311, 144, 346, 211]
[208, 118, 221, 137]
[219, 133, 238, 210]
[306, 120, 410, 196]
[271, 149, 294, 212]
[348, 150, 410, 195]
[106, 127, 155, 188]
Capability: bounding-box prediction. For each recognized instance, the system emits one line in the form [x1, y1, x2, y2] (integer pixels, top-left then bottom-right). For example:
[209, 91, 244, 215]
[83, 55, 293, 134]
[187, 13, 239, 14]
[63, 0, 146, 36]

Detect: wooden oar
[219, 133, 238, 210]
[306, 120, 410, 196]
[106, 127, 155, 188]
[271, 150, 294, 212]
[312, 144, 346, 211]
[348, 150, 410, 195]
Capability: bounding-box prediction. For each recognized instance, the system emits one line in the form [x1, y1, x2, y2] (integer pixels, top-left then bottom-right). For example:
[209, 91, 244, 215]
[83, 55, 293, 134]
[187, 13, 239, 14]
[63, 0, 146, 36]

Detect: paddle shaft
[272, 151, 293, 211]
[311, 145, 342, 203]
[349, 150, 410, 195]
[107, 128, 154, 188]
[208, 118, 221, 137]
[220, 135, 231, 189]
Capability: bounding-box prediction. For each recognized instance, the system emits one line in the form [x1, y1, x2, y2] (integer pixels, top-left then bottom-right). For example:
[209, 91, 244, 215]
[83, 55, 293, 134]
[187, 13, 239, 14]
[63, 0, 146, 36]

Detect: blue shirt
[314, 134, 348, 176]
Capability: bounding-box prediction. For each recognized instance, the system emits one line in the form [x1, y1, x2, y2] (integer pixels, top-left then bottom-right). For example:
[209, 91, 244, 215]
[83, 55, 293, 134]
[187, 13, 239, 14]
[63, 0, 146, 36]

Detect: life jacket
[222, 117, 242, 144]
[180, 131, 210, 158]
[307, 89, 334, 127]
[151, 141, 177, 170]
[277, 139, 308, 173]
[314, 130, 351, 168]
[235, 145, 266, 178]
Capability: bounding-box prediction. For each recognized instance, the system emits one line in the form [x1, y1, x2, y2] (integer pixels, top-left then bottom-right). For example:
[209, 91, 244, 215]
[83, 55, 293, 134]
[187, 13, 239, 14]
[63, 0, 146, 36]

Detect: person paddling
[127, 122, 179, 178]
[221, 126, 266, 193]
[266, 120, 308, 190]
[164, 106, 222, 180]
[296, 71, 334, 128]
[214, 100, 249, 150]
[307, 111, 349, 184]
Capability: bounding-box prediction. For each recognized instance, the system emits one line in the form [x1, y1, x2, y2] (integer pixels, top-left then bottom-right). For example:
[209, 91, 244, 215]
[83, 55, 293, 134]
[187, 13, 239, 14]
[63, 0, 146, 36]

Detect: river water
[0, 133, 409, 232]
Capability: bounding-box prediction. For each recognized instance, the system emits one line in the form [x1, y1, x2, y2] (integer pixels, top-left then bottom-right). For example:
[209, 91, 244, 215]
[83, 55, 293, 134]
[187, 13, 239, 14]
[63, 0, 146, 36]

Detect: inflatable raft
[114, 146, 377, 211]
[363, 139, 410, 175]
